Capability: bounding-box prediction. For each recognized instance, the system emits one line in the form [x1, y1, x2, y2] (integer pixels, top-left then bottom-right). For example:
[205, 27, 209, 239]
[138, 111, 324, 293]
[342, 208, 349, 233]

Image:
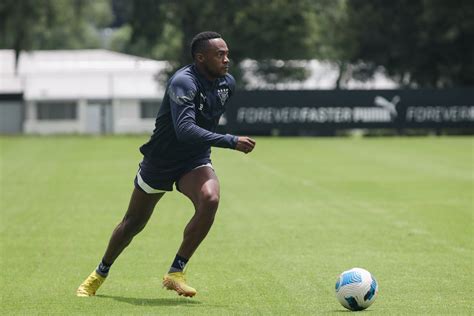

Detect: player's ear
[196, 52, 205, 63]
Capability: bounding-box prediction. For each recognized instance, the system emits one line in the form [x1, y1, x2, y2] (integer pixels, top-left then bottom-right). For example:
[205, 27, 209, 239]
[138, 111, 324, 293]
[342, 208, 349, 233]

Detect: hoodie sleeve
[168, 75, 237, 149]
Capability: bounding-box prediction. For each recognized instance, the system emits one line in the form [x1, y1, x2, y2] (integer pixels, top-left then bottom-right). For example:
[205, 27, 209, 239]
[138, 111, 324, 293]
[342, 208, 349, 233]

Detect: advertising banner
[225, 89, 474, 134]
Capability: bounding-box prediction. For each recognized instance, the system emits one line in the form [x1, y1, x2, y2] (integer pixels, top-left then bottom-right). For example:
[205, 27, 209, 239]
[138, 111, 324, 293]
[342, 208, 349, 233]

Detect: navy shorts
[134, 157, 213, 194]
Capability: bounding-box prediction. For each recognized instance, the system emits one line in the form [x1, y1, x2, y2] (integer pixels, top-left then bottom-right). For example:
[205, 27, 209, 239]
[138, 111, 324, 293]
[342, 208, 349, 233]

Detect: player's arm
[224, 74, 256, 153]
[169, 76, 255, 153]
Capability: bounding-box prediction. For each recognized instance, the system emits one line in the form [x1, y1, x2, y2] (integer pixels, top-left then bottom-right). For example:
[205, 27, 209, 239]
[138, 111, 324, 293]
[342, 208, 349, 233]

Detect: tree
[0, 0, 112, 71]
[329, 0, 474, 88]
[0, 0, 53, 70]
[111, 0, 320, 87]
[4, 0, 472, 88]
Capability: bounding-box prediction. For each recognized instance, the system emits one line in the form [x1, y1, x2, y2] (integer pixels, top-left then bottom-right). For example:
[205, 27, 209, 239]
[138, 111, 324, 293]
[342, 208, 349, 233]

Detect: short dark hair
[190, 31, 222, 60]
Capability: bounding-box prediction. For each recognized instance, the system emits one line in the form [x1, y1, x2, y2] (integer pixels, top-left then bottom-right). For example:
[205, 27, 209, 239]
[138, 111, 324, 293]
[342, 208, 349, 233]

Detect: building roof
[0, 50, 22, 94]
[0, 49, 169, 99]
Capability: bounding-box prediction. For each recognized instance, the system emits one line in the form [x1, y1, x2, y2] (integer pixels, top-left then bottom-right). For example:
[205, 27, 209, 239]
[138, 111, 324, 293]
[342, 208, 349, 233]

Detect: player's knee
[198, 190, 219, 213]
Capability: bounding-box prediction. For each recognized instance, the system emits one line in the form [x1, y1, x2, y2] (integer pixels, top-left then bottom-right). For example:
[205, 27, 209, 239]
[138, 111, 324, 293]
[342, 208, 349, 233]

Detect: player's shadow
[328, 309, 374, 313]
[97, 294, 202, 307]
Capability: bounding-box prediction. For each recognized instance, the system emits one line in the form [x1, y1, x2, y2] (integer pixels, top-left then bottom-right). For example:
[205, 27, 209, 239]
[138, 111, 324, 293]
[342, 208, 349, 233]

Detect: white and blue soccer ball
[335, 267, 378, 311]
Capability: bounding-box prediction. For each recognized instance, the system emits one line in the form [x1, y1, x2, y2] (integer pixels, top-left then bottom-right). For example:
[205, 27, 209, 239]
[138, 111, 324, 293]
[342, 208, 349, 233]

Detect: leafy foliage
[1, 0, 472, 87]
[337, 0, 474, 87]
[0, 0, 111, 69]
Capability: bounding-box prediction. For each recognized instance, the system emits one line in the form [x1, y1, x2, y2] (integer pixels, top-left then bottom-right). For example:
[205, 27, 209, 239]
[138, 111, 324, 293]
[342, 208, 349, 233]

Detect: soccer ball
[335, 267, 378, 311]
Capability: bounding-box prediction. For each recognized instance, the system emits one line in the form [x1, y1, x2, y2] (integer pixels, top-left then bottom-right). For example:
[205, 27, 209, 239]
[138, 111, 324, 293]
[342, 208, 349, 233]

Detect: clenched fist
[235, 137, 256, 154]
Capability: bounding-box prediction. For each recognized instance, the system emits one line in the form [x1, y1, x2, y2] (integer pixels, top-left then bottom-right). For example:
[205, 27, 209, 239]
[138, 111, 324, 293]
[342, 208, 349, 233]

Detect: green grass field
[1, 136, 472, 315]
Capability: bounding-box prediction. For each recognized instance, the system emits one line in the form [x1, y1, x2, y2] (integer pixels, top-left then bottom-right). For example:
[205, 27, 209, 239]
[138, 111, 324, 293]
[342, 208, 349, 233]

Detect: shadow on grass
[96, 294, 202, 307]
[328, 309, 375, 313]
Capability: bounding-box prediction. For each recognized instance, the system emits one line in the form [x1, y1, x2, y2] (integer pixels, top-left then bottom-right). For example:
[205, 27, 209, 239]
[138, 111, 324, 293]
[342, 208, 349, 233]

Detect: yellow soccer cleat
[162, 272, 197, 297]
[76, 271, 106, 297]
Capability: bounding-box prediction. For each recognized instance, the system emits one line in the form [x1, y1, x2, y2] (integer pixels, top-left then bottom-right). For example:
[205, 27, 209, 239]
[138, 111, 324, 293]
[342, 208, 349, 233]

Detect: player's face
[201, 38, 230, 79]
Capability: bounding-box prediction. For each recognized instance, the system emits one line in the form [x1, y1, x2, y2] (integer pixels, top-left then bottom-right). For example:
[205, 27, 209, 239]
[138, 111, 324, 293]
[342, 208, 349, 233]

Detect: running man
[77, 31, 256, 298]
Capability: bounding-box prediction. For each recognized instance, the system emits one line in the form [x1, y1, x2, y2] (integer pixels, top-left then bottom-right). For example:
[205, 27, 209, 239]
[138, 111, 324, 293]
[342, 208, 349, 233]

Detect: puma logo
[374, 95, 400, 117]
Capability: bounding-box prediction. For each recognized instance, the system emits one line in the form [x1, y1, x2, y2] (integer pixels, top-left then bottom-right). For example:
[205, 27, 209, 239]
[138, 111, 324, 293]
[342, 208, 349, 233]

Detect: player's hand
[235, 136, 256, 154]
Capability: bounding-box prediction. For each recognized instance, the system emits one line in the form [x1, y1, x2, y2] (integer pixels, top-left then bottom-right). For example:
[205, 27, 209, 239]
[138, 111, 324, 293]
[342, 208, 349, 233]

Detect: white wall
[113, 99, 155, 134]
[23, 98, 159, 135]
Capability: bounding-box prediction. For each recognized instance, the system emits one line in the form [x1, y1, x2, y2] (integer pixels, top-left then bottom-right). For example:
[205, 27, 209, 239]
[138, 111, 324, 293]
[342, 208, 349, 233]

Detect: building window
[37, 102, 77, 120]
[140, 100, 160, 119]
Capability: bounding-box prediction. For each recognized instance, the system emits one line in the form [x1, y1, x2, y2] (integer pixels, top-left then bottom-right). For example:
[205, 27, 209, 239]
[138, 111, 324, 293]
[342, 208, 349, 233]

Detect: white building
[0, 49, 169, 134]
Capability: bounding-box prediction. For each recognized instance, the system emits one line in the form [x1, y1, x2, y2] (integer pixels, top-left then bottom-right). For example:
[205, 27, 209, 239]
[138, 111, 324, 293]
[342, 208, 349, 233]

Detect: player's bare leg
[163, 166, 219, 297]
[77, 188, 164, 297]
[102, 188, 164, 264]
[177, 166, 220, 259]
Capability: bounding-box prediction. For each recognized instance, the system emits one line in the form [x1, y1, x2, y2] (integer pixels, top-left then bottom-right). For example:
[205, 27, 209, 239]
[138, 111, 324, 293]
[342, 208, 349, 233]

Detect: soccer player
[77, 31, 256, 298]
